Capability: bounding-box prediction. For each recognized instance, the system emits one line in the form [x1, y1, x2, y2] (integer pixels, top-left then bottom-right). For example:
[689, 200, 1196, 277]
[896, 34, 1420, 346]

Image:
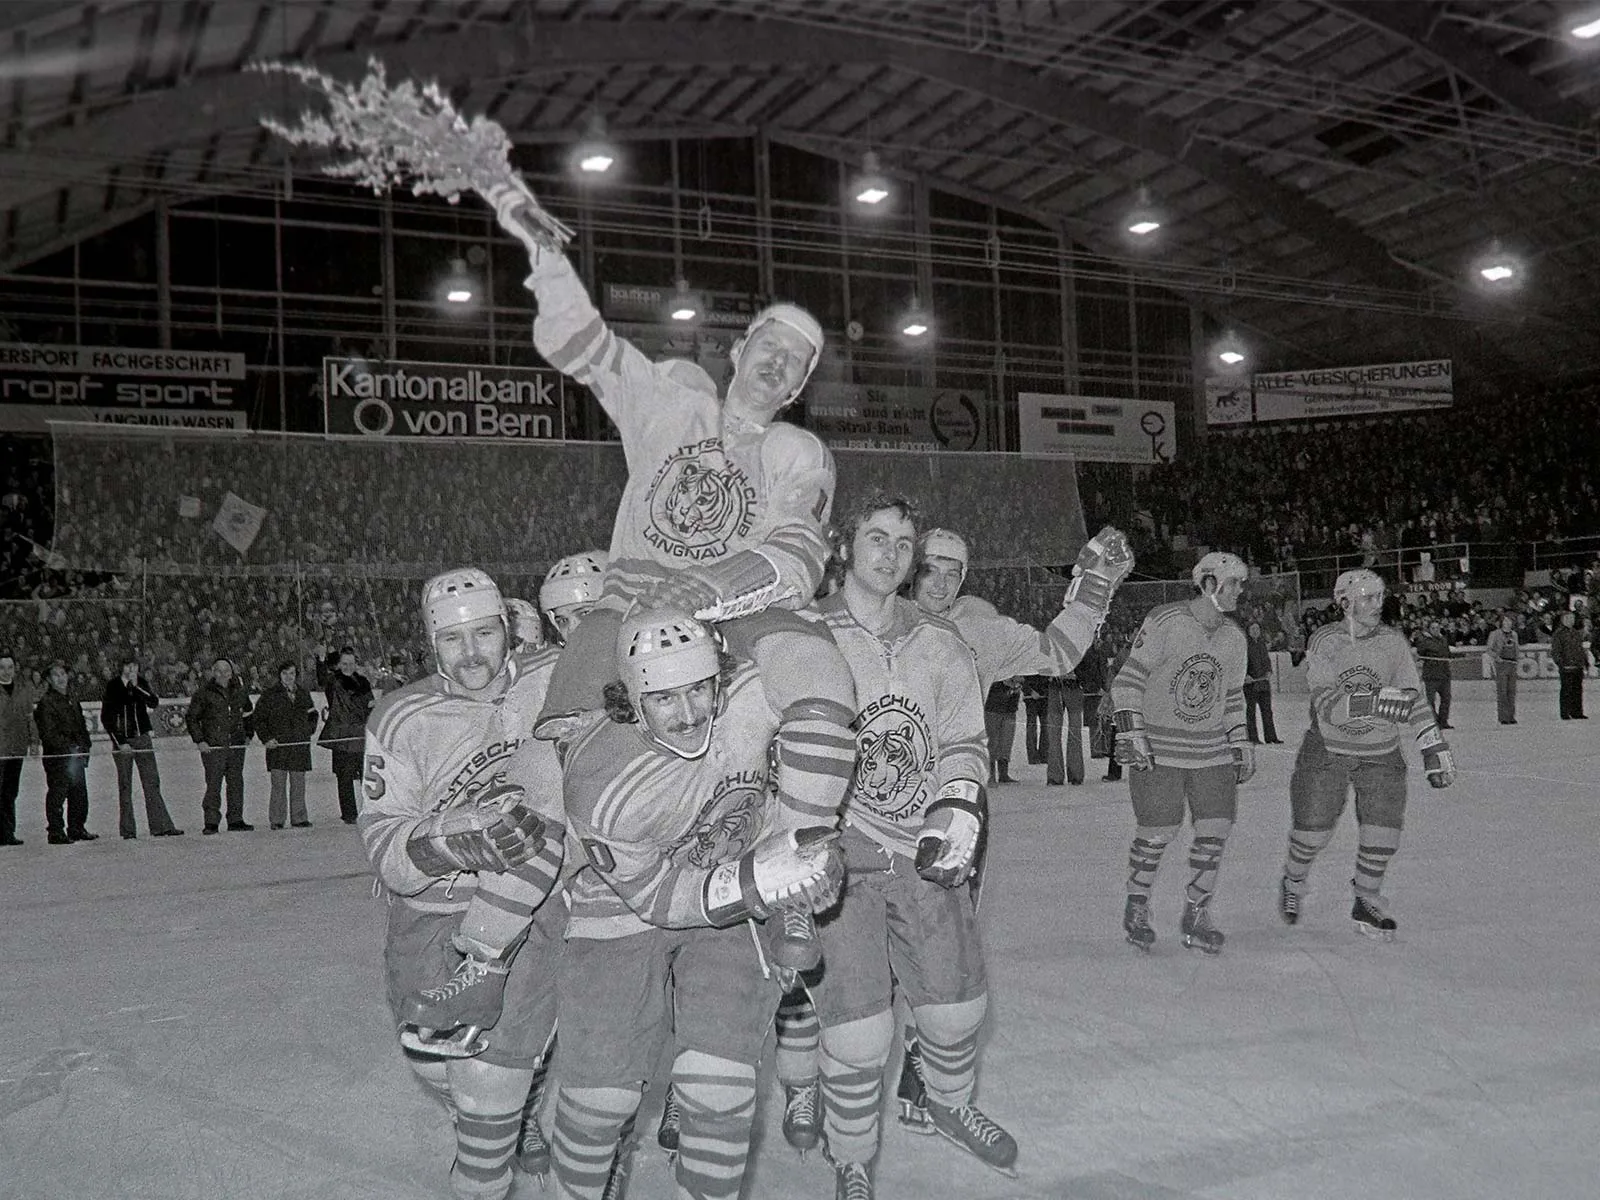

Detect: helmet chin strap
[433, 616, 513, 691]
[637, 678, 723, 761]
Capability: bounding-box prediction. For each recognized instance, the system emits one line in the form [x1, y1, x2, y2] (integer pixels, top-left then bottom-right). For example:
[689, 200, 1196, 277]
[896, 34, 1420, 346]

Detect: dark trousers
[1559, 668, 1586, 719]
[0, 755, 21, 841]
[43, 750, 90, 837]
[332, 749, 363, 822]
[113, 734, 177, 836]
[200, 745, 247, 828]
[984, 708, 1017, 780]
[1023, 697, 1048, 764]
[1045, 682, 1085, 785]
[1424, 676, 1451, 727]
[1244, 680, 1278, 743]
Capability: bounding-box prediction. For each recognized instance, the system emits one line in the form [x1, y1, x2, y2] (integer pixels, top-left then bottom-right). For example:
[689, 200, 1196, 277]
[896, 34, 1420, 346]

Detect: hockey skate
[925, 1098, 1019, 1176]
[516, 1077, 549, 1178]
[894, 1029, 933, 1134]
[831, 1158, 875, 1200]
[1180, 897, 1225, 955]
[399, 933, 513, 1057]
[1123, 893, 1155, 952]
[602, 1137, 635, 1200]
[1352, 893, 1397, 941]
[656, 1086, 680, 1158]
[1278, 876, 1303, 926]
[781, 1079, 822, 1154]
[772, 908, 823, 973]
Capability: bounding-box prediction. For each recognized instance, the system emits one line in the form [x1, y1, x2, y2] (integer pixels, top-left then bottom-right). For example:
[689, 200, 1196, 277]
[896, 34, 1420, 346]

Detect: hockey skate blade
[930, 1125, 1020, 1178]
[897, 1100, 936, 1136]
[1352, 921, 1396, 943]
[1181, 936, 1223, 956]
[398, 1022, 489, 1058]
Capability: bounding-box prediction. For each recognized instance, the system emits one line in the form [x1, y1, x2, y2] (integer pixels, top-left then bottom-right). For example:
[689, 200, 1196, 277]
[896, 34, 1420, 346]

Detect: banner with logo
[804, 383, 987, 451]
[1018, 393, 1175, 463]
[1205, 359, 1453, 425]
[0, 342, 247, 431]
[322, 358, 566, 441]
[602, 283, 758, 329]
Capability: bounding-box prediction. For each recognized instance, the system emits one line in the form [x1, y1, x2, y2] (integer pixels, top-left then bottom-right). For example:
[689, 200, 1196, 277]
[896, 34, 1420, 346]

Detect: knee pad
[819, 1010, 894, 1070]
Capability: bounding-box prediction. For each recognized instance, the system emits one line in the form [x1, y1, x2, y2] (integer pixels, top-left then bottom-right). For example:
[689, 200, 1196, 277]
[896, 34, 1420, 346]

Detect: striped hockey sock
[672, 1051, 758, 1200]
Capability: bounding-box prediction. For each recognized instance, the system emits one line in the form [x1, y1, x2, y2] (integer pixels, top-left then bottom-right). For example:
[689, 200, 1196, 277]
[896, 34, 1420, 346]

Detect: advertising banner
[1253, 359, 1452, 423]
[1453, 642, 1595, 681]
[1203, 375, 1253, 425]
[602, 283, 758, 329]
[0, 342, 247, 431]
[805, 383, 987, 451]
[1018, 393, 1175, 463]
[322, 357, 566, 441]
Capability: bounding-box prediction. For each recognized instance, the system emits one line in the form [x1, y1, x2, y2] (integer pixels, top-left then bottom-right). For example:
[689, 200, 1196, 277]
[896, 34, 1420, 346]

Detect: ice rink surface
[3, 693, 1597, 1200]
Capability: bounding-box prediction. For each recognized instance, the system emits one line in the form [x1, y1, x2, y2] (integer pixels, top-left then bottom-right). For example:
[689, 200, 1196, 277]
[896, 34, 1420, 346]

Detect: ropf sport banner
[323, 357, 566, 441]
[0, 343, 247, 431]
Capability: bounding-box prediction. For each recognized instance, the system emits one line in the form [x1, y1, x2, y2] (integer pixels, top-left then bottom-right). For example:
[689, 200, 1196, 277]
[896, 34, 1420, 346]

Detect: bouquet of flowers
[251, 57, 572, 249]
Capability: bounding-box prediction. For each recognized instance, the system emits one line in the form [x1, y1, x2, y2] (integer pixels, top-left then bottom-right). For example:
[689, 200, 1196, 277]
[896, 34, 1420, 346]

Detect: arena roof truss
[0, 0, 1597, 381]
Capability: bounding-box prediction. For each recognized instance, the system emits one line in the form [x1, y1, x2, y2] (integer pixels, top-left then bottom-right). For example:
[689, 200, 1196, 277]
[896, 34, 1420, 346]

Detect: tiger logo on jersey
[852, 694, 936, 822]
[1170, 653, 1222, 723]
[644, 438, 756, 563]
[1334, 664, 1385, 731]
[667, 774, 764, 867]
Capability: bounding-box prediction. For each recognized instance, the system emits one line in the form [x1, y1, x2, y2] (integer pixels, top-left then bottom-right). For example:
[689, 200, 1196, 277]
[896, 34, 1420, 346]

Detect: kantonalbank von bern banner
[323, 357, 566, 441]
[1205, 358, 1453, 425]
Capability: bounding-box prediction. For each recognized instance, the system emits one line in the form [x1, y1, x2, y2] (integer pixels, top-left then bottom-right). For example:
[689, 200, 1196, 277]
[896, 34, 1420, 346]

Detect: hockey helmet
[618, 607, 720, 705]
[919, 528, 970, 575]
[540, 551, 607, 613]
[1334, 568, 1386, 609]
[505, 597, 544, 648]
[422, 568, 505, 638]
[1191, 551, 1248, 590]
[736, 302, 824, 405]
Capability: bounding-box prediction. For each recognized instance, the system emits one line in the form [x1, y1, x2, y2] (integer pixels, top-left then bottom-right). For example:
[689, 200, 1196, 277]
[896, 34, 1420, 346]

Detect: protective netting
[21, 426, 1087, 696]
[51, 426, 1084, 571]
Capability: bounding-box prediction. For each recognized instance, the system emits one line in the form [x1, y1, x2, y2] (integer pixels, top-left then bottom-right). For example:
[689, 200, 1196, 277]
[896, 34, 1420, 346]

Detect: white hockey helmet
[539, 551, 607, 613]
[737, 302, 824, 405]
[1334, 568, 1386, 609]
[1191, 551, 1248, 590]
[919, 528, 970, 576]
[422, 568, 505, 638]
[618, 607, 721, 705]
[505, 597, 544, 648]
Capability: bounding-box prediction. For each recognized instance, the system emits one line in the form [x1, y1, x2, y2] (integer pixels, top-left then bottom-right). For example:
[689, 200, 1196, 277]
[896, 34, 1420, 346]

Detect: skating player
[1110, 551, 1251, 955]
[359, 569, 567, 1200]
[546, 607, 842, 1200]
[803, 494, 1017, 1197]
[773, 522, 1135, 1146]
[1278, 568, 1455, 938]
[487, 187, 857, 854]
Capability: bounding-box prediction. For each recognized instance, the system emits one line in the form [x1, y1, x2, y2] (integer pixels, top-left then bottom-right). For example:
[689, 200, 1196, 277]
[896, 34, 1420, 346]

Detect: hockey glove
[1226, 725, 1257, 784]
[701, 826, 842, 927]
[406, 783, 547, 877]
[915, 779, 985, 888]
[635, 551, 783, 624]
[1112, 709, 1154, 771]
[1063, 526, 1135, 616]
[1345, 686, 1418, 723]
[1419, 726, 1455, 788]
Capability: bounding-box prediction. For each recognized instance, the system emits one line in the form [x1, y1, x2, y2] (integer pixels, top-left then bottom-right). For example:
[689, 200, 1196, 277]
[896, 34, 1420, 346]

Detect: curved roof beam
[0, 16, 1424, 293]
[1324, 0, 1591, 129]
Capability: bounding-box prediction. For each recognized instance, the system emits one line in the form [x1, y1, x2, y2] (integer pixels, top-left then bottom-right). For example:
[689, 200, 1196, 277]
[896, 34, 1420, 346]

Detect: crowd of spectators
[1137, 384, 1600, 575]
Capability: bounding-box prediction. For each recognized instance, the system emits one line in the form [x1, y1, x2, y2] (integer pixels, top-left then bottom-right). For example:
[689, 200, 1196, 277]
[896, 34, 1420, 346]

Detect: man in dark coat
[35, 661, 93, 844]
[0, 652, 36, 845]
[102, 658, 182, 839]
[186, 657, 254, 833]
[254, 661, 319, 828]
[316, 645, 374, 825]
[1414, 620, 1454, 730]
[1551, 610, 1590, 720]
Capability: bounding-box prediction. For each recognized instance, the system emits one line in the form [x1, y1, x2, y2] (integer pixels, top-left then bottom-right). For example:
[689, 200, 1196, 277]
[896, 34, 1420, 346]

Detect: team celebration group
[357, 187, 1456, 1200]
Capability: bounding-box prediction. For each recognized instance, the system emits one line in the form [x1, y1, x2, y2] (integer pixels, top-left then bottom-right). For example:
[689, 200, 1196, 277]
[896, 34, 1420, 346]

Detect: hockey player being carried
[547, 606, 843, 1200]
[486, 185, 858, 855]
[359, 569, 568, 1200]
[769, 522, 1136, 1149]
[1110, 551, 1252, 956]
[1278, 568, 1455, 939]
